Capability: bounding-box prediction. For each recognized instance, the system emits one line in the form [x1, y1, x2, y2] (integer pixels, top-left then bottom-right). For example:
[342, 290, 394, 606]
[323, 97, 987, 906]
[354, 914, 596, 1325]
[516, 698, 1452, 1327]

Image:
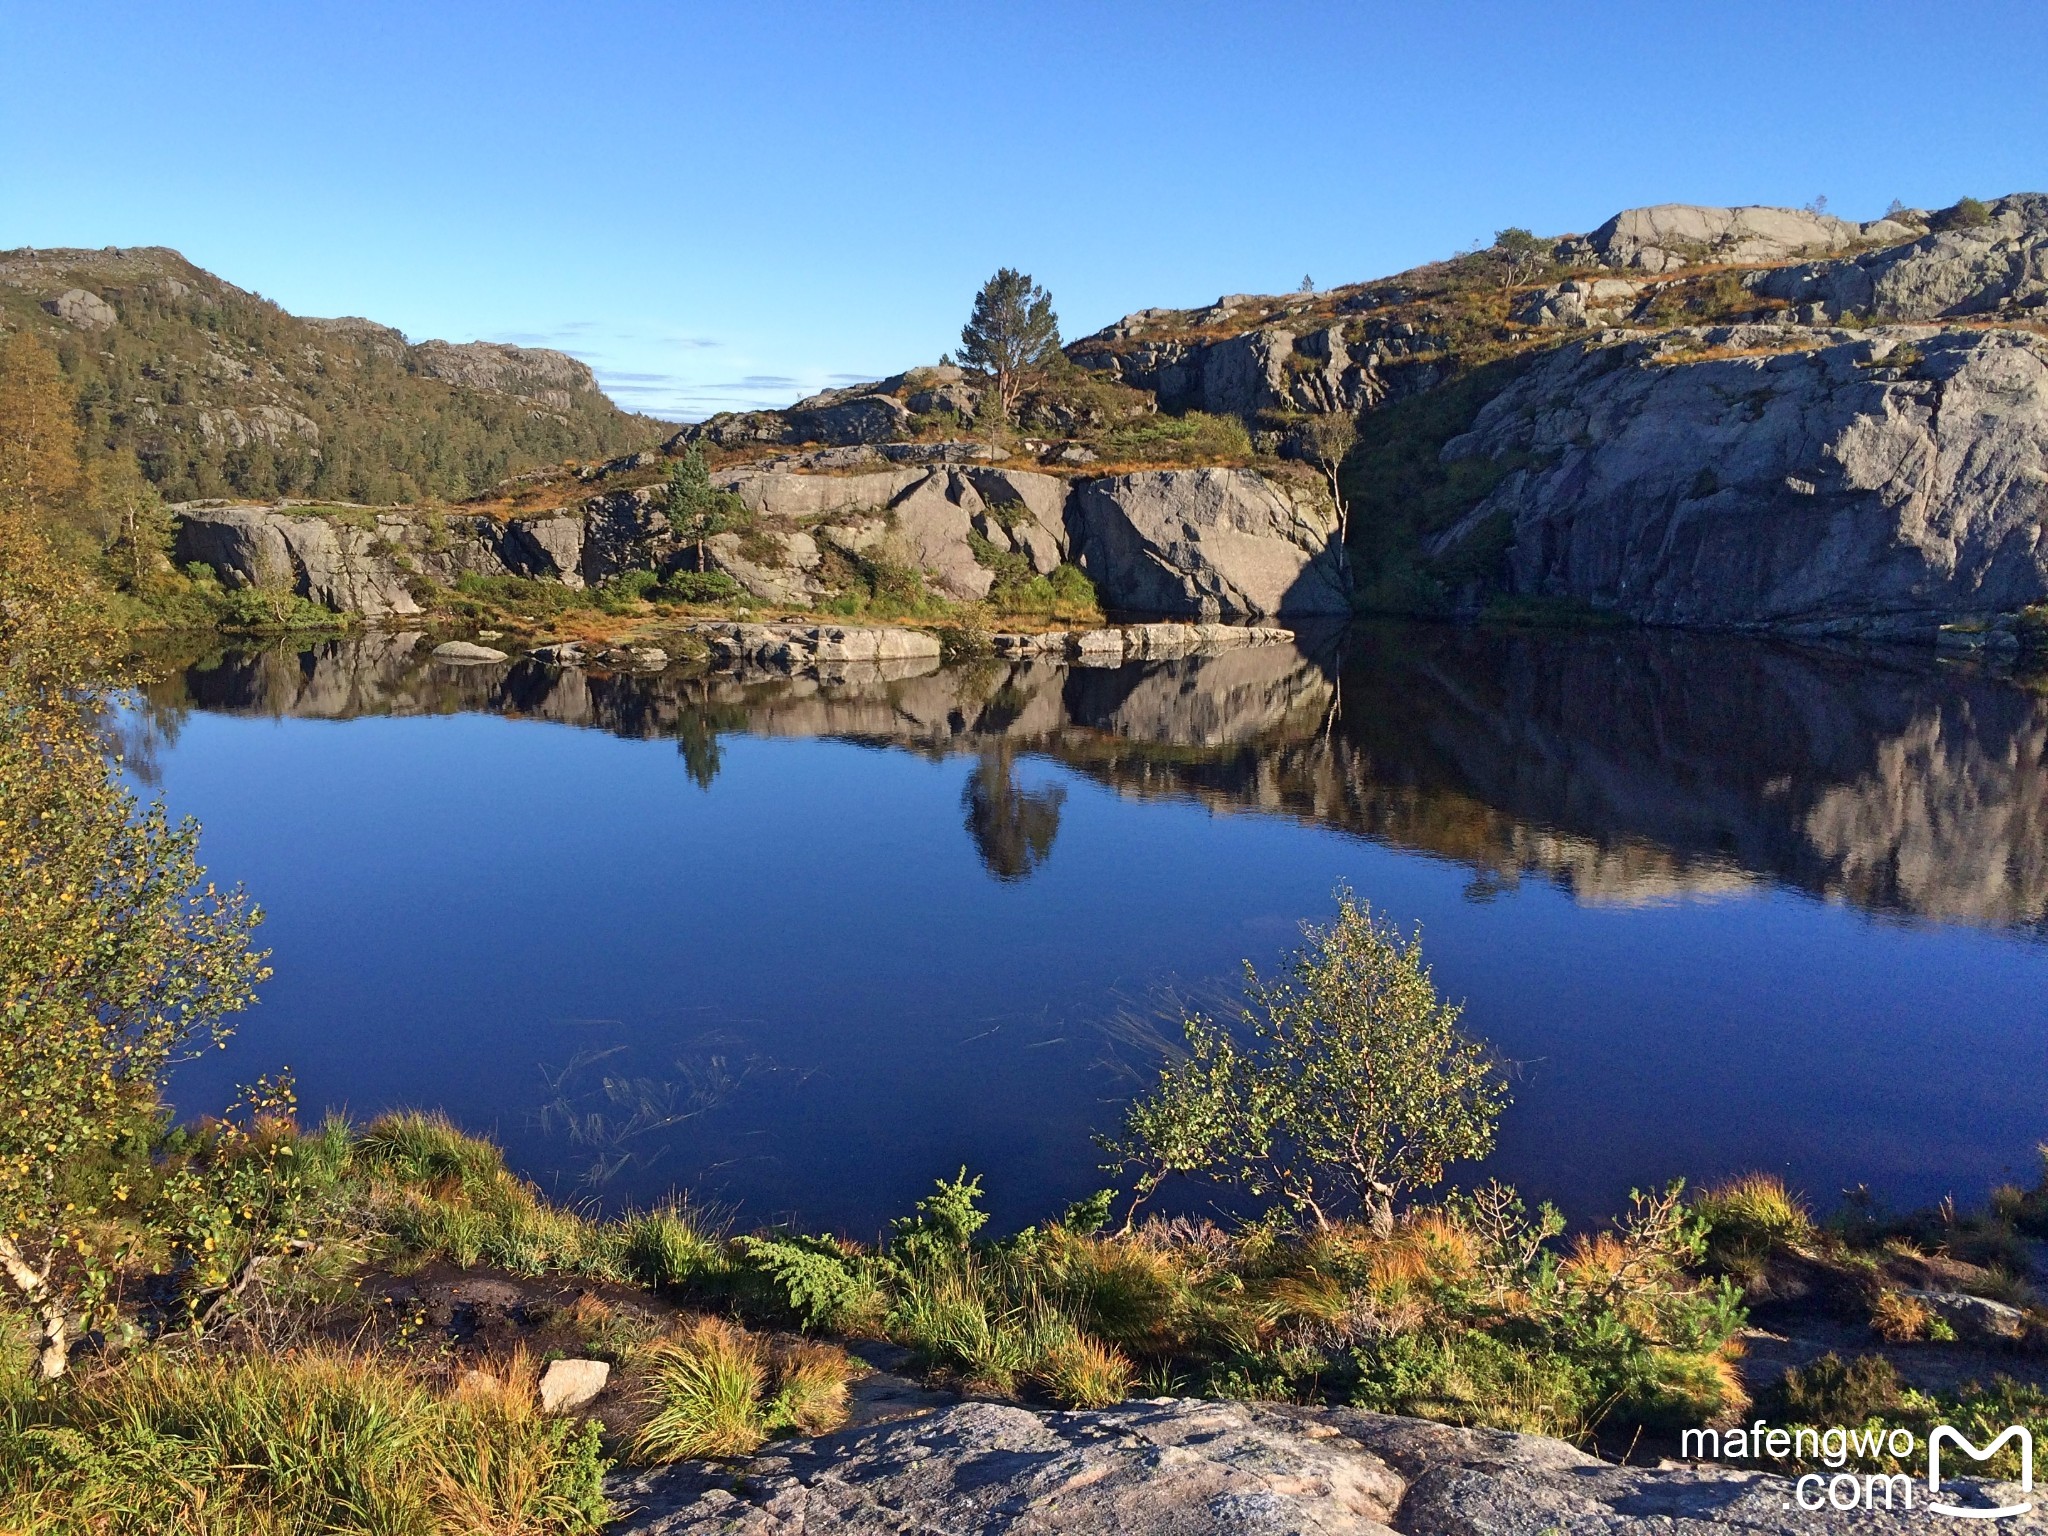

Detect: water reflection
[150, 626, 2048, 932]
[964, 747, 1066, 881]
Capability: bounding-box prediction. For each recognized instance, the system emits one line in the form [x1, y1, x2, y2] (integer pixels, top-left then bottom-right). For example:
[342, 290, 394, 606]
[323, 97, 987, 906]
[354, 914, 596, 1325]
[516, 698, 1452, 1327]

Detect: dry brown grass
[1869, 1288, 1937, 1342]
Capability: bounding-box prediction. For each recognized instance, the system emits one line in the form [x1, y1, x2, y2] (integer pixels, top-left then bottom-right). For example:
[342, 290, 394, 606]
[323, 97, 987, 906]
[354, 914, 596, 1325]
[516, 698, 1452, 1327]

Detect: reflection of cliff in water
[155, 626, 2048, 930]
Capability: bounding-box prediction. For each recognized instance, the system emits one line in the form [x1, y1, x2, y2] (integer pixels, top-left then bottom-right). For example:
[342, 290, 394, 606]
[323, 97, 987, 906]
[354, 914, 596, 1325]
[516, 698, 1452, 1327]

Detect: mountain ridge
[0, 244, 664, 504]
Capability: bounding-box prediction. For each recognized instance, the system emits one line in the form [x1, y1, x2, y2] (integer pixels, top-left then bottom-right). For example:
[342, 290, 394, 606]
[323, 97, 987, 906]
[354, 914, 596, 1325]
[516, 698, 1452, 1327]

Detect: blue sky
[5, 1, 2044, 420]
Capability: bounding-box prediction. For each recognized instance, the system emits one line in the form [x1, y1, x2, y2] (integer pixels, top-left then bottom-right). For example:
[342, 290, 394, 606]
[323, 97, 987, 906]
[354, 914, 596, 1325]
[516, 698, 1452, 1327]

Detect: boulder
[1067, 468, 1351, 618]
[1433, 325, 2048, 633]
[1901, 1288, 2029, 1343]
[42, 288, 117, 330]
[431, 640, 509, 664]
[698, 622, 942, 676]
[785, 394, 911, 446]
[1566, 203, 1872, 273]
[536, 1357, 609, 1414]
[606, 1396, 2006, 1534]
[1513, 278, 1641, 329]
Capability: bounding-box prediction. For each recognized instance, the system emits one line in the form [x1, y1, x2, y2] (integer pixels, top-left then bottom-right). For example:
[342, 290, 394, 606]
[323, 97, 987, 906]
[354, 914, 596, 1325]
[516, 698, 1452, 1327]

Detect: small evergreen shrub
[655, 570, 744, 604]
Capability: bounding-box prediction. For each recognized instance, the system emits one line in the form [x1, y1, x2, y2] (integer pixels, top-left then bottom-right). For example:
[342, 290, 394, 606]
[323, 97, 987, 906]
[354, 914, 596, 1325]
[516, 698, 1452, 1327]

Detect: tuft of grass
[888, 1263, 1045, 1394]
[1036, 1332, 1136, 1409]
[764, 1341, 855, 1435]
[630, 1319, 854, 1463]
[357, 1111, 506, 1194]
[1695, 1174, 1813, 1282]
[0, 1344, 609, 1536]
[632, 1318, 768, 1462]
[624, 1203, 726, 1289]
[1869, 1288, 1939, 1343]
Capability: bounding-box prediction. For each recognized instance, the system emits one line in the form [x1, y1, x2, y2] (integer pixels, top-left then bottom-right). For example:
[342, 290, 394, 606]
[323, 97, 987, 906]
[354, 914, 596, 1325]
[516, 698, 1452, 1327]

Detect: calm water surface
[134, 624, 2048, 1234]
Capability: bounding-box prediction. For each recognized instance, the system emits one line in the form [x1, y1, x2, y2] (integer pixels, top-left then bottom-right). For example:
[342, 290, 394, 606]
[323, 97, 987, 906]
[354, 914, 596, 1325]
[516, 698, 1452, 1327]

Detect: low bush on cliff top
[1102, 409, 1253, 465]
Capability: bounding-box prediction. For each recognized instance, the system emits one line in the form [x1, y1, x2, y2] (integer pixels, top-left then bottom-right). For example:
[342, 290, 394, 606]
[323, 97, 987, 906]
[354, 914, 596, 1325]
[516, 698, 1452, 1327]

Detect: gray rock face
[709, 465, 1074, 602]
[1070, 468, 1350, 617]
[684, 367, 980, 451]
[175, 463, 1344, 623]
[970, 467, 1070, 574]
[1512, 277, 1641, 329]
[173, 489, 679, 618]
[1435, 325, 2048, 633]
[608, 1397, 2024, 1534]
[786, 393, 911, 445]
[42, 287, 117, 330]
[406, 339, 600, 415]
[1563, 202, 1883, 273]
[174, 505, 424, 617]
[194, 404, 320, 450]
[884, 470, 999, 600]
[1074, 326, 1386, 417]
[1752, 193, 2048, 322]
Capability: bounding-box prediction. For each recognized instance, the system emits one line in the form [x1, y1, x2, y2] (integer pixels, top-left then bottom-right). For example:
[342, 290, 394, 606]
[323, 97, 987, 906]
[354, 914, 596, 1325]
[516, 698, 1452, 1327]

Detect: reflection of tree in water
[535, 1038, 768, 1190]
[963, 747, 1065, 882]
[672, 687, 749, 791]
[105, 685, 192, 789]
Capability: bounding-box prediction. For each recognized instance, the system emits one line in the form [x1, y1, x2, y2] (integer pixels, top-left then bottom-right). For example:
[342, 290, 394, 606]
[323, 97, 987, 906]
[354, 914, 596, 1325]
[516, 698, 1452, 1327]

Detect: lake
[132, 623, 2048, 1237]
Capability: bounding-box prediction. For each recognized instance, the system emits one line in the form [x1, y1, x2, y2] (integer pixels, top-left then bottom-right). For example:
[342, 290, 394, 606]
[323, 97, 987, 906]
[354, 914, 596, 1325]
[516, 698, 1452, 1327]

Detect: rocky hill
[162, 193, 2048, 637]
[654, 193, 2048, 638]
[0, 246, 664, 503]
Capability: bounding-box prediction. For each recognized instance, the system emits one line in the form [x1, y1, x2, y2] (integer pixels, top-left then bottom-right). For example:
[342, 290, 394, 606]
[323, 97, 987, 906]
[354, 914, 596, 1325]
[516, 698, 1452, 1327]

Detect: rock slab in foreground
[608, 1397, 2036, 1534]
